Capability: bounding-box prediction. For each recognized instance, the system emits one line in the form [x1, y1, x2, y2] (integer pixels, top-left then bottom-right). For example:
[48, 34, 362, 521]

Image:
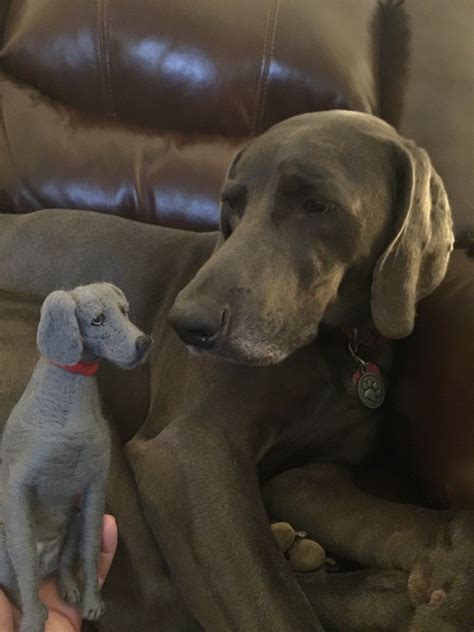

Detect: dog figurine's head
[169, 111, 454, 365]
[37, 282, 153, 369]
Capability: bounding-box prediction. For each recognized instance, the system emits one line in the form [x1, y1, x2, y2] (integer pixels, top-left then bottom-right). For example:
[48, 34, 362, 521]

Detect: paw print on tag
[357, 372, 385, 409]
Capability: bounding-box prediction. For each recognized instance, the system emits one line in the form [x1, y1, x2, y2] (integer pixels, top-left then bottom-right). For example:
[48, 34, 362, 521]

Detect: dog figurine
[0, 282, 152, 632]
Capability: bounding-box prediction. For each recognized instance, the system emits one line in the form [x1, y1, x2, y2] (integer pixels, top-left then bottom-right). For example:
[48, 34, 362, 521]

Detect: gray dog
[0, 111, 472, 631]
[0, 283, 152, 632]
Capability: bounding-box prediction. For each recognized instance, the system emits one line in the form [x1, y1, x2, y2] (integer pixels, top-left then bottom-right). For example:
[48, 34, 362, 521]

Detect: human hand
[0, 514, 117, 632]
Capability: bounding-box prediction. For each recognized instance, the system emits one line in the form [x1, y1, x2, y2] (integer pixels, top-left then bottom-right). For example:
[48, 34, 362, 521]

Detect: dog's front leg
[4, 482, 47, 632]
[296, 568, 413, 631]
[80, 478, 107, 621]
[263, 463, 474, 627]
[264, 464, 453, 571]
[127, 418, 324, 632]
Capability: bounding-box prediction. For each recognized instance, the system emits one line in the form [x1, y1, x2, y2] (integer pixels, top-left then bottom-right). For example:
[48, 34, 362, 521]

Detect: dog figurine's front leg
[80, 480, 107, 620]
[57, 507, 81, 604]
[5, 482, 48, 632]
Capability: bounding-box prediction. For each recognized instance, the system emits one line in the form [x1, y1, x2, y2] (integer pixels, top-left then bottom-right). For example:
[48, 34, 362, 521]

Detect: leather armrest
[390, 249, 474, 508]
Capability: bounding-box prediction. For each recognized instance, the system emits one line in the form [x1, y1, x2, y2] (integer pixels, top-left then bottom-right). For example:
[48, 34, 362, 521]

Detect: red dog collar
[343, 327, 387, 409]
[51, 360, 99, 377]
[342, 327, 387, 347]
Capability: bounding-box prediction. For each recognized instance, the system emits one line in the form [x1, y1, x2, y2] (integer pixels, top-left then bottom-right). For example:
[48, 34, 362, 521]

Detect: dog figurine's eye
[304, 199, 333, 214]
[120, 306, 129, 316]
[91, 313, 106, 326]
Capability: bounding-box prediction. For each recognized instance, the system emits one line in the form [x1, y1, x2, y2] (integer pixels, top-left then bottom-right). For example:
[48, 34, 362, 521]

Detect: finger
[40, 515, 117, 629]
[44, 610, 76, 632]
[98, 514, 118, 588]
[39, 579, 81, 631]
[0, 590, 15, 632]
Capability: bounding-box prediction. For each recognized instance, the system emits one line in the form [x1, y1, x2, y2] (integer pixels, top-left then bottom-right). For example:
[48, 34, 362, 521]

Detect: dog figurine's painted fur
[0, 282, 152, 632]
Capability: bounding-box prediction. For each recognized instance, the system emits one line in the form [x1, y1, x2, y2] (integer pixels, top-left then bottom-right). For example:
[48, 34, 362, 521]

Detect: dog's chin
[114, 351, 151, 370]
[183, 316, 323, 365]
[225, 322, 322, 365]
[186, 336, 304, 367]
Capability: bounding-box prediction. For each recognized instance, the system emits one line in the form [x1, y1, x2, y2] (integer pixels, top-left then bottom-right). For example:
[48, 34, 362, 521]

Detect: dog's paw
[271, 521, 296, 552]
[59, 576, 82, 605]
[271, 521, 326, 572]
[81, 592, 105, 621]
[408, 511, 474, 628]
[287, 537, 326, 572]
[19, 603, 48, 632]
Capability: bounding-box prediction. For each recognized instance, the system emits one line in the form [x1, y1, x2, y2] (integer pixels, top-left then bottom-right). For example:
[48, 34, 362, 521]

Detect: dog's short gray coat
[0, 111, 472, 632]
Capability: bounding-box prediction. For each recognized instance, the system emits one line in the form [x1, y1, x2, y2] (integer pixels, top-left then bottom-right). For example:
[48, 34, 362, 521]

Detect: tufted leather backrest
[0, 0, 472, 238]
[0, 0, 380, 134]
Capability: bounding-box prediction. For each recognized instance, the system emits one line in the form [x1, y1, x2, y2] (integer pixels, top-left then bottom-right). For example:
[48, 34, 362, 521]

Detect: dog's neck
[51, 359, 99, 377]
[41, 351, 100, 377]
[37, 356, 99, 380]
[28, 358, 100, 425]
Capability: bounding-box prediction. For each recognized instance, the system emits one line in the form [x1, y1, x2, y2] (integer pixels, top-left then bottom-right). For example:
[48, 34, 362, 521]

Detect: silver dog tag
[357, 369, 385, 409]
[348, 331, 385, 410]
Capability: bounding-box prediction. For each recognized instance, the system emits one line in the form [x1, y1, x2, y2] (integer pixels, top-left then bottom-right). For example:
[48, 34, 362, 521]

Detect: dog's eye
[120, 306, 129, 316]
[91, 313, 105, 326]
[220, 195, 234, 210]
[304, 199, 333, 214]
[220, 215, 233, 240]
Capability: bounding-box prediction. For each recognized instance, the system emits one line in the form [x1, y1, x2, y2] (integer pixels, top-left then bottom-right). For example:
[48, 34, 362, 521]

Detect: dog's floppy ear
[37, 290, 83, 364]
[371, 141, 454, 339]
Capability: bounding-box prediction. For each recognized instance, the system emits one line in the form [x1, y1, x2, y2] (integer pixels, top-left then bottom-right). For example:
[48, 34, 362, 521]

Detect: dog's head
[169, 111, 453, 365]
[37, 282, 153, 369]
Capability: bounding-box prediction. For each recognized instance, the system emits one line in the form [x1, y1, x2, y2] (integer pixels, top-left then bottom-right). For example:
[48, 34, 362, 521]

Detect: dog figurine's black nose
[135, 335, 153, 355]
[168, 307, 223, 350]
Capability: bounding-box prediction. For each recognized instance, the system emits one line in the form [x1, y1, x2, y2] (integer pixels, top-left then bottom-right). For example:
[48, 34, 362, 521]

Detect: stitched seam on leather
[0, 0, 17, 51]
[0, 95, 43, 209]
[257, 0, 280, 134]
[96, 0, 115, 117]
[95, 0, 106, 112]
[251, 0, 273, 136]
[102, 0, 116, 117]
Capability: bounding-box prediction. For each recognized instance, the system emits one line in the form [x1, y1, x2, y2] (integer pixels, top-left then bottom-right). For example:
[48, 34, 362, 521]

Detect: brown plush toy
[271, 522, 327, 572]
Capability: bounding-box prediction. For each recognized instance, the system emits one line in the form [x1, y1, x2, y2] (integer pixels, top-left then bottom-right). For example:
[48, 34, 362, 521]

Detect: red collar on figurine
[51, 360, 99, 377]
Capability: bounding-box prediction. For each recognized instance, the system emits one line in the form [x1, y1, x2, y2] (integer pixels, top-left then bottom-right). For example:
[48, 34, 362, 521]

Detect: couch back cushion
[0, 0, 379, 135]
[0, 0, 386, 230]
[0, 0, 472, 238]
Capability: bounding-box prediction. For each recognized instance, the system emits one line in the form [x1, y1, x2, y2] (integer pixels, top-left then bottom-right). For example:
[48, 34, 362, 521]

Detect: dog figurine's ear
[106, 283, 127, 302]
[371, 141, 454, 339]
[37, 290, 83, 364]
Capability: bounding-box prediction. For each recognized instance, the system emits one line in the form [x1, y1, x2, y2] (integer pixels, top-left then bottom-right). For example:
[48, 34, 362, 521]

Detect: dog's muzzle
[135, 334, 153, 359]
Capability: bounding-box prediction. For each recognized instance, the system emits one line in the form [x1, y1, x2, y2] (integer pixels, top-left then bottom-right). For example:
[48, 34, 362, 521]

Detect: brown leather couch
[0, 0, 472, 530]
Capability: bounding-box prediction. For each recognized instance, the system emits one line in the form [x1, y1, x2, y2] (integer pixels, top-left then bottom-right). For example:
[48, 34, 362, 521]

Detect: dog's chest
[259, 336, 390, 478]
[3, 367, 112, 495]
[34, 413, 110, 496]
